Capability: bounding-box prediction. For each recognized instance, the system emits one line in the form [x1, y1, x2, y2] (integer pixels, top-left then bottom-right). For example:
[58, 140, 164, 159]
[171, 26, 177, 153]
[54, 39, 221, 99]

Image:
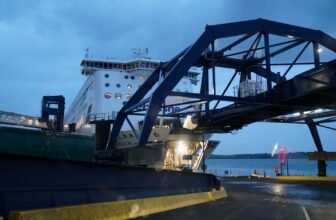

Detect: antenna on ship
[132, 48, 150, 59]
[84, 47, 90, 59]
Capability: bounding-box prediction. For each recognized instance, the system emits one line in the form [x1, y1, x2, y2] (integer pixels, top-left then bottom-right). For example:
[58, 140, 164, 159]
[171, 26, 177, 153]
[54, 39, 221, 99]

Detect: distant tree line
[209, 152, 308, 159]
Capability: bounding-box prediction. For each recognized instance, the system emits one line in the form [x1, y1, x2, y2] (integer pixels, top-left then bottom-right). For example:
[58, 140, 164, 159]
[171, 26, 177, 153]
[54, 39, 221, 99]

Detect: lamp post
[278, 146, 289, 176]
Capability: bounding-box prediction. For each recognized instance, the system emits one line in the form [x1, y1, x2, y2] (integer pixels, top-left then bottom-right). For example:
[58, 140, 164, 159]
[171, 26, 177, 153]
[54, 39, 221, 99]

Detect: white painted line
[301, 206, 311, 220]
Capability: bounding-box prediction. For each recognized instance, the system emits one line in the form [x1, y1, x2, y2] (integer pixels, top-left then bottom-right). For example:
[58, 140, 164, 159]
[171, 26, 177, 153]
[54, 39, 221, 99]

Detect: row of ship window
[82, 60, 159, 70]
[104, 92, 132, 100]
[105, 83, 132, 89]
[104, 90, 191, 100]
[104, 73, 146, 81]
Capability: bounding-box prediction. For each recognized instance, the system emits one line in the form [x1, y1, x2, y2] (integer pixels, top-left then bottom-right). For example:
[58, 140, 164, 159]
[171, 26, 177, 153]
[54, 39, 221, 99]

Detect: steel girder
[305, 118, 324, 152]
[197, 60, 336, 131]
[107, 18, 336, 148]
[106, 46, 191, 148]
[209, 19, 336, 52]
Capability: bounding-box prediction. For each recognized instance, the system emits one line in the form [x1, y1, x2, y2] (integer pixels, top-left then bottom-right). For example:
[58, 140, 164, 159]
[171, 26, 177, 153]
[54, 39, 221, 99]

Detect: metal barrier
[207, 168, 269, 178]
[87, 112, 117, 122]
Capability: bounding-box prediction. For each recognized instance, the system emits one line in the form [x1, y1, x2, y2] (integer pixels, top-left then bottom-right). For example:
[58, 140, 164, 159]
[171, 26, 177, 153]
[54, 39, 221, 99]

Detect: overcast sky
[0, 0, 335, 154]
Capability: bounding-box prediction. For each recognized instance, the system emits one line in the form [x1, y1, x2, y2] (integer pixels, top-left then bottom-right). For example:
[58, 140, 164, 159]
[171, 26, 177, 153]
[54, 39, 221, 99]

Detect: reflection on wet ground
[225, 179, 336, 208]
[147, 178, 336, 219]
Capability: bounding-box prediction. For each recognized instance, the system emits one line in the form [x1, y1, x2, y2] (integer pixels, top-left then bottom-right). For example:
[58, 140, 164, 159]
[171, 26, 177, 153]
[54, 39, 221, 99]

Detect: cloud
[1, 0, 335, 111]
[0, 0, 335, 154]
[0, 0, 231, 115]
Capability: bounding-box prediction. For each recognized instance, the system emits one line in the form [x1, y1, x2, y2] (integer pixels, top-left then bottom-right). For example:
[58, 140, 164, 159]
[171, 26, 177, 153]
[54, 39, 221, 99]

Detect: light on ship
[183, 115, 197, 130]
[292, 112, 300, 117]
[176, 141, 188, 154]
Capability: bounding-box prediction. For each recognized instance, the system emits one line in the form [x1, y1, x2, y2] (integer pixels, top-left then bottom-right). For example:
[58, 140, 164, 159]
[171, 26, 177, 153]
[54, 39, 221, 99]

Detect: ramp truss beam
[107, 18, 336, 148]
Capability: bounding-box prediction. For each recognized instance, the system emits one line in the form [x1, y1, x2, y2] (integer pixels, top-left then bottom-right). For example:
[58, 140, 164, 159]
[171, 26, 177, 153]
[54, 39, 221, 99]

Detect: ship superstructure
[64, 52, 217, 171]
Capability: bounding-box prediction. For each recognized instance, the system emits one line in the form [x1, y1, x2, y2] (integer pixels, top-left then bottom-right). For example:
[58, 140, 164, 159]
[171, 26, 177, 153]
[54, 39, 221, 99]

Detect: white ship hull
[64, 55, 217, 171]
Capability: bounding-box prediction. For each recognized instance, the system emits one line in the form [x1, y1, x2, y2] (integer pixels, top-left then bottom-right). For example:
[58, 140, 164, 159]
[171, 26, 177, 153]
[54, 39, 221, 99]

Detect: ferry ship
[64, 49, 218, 171]
[0, 49, 221, 219]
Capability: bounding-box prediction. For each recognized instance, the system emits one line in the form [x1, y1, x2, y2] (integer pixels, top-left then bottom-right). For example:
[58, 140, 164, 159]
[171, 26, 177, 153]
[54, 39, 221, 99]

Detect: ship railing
[206, 169, 270, 178]
[192, 142, 207, 172]
[249, 169, 268, 178]
[233, 80, 266, 97]
[87, 112, 117, 122]
[207, 168, 336, 178]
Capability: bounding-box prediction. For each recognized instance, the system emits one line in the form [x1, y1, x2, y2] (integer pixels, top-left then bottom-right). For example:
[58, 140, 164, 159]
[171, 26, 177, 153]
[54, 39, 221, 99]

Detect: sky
[0, 0, 335, 154]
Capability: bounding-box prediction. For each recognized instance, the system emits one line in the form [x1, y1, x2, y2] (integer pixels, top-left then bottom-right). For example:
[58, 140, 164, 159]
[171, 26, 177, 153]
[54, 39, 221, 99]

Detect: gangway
[194, 60, 336, 133]
[108, 18, 336, 176]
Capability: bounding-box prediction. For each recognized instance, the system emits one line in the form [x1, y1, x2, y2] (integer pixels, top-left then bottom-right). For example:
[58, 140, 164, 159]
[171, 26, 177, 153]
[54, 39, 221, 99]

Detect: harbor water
[206, 158, 336, 177]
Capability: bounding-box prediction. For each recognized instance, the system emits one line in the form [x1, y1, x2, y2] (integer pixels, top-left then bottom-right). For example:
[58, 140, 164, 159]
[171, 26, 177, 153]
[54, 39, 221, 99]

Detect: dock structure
[148, 177, 336, 220]
[109, 18, 336, 176]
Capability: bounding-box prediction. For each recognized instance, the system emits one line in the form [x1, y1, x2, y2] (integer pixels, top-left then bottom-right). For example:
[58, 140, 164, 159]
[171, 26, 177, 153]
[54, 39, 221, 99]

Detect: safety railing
[206, 168, 270, 178]
[233, 80, 266, 97]
[87, 112, 117, 123]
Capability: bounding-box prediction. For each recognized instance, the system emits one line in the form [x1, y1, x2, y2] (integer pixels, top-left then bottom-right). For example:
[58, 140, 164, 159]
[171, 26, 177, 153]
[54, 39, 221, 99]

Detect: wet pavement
[144, 177, 336, 220]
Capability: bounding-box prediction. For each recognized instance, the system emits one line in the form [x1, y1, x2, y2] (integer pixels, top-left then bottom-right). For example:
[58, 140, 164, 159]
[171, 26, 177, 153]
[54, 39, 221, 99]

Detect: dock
[147, 177, 336, 219]
[7, 174, 336, 219]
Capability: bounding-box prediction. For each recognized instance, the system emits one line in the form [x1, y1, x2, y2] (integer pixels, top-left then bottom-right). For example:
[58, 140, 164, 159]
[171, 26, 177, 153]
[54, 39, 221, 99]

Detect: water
[206, 158, 336, 177]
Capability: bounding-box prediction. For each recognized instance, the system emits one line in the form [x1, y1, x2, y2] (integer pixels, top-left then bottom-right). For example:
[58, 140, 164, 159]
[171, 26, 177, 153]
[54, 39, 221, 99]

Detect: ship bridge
[108, 19, 336, 175]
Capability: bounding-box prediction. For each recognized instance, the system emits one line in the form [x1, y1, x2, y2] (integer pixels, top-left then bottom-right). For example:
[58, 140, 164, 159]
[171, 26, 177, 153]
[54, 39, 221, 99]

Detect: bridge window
[115, 93, 122, 100]
[105, 83, 110, 87]
[116, 83, 121, 88]
[104, 74, 109, 78]
[130, 75, 135, 80]
[104, 92, 112, 99]
[124, 75, 129, 79]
